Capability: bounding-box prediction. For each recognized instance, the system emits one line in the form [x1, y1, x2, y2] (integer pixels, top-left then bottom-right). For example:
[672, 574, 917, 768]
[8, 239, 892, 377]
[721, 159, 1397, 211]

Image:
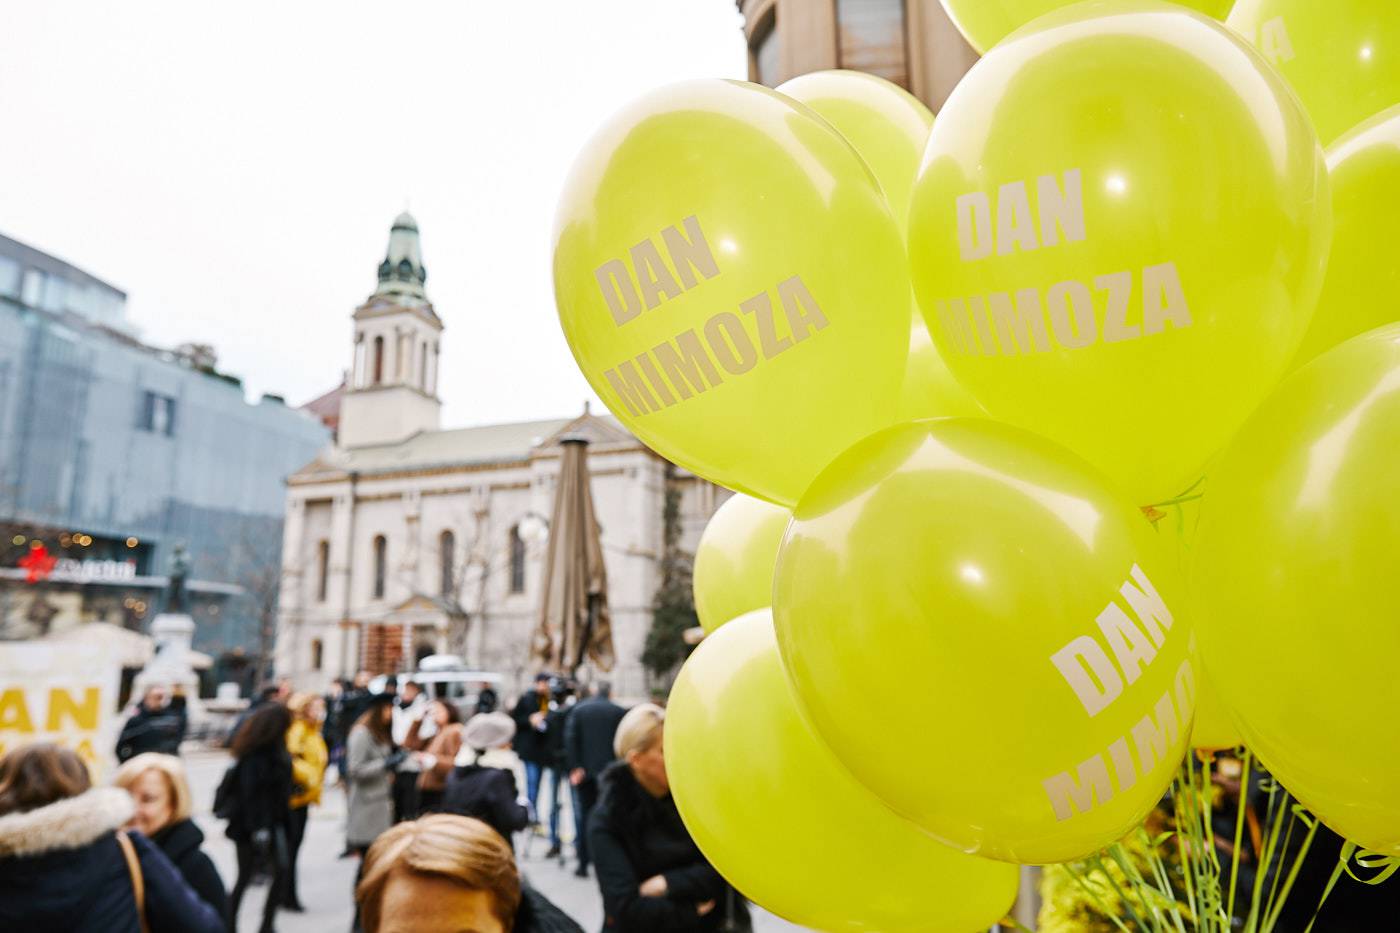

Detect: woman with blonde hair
[588, 704, 749, 932]
[0, 743, 223, 932]
[284, 692, 328, 912]
[355, 813, 580, 933]
[114, 752, 228, 923]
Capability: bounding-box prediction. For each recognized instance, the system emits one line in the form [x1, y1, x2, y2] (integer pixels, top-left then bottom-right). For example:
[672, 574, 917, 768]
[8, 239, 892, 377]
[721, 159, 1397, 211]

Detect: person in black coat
[565, 682, 627, 877]
[442, 712, 530, 849]
[475, 681, 499, 715]
[539, 683, 576, 859]
[116, 686, 187, 762]
[114, 752, 229, 924]
[155, 819, 229, 925]
[588, 704, 749, 933]
[510, 673, 554, 814]
[224, 703, 293, 933]
[0, 743, 223, 933]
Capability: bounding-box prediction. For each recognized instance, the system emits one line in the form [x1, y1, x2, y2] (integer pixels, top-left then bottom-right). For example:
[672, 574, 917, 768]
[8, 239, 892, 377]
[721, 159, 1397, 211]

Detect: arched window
[311, 638, 324, 671]
[372, 535, 387, 599]
[315, 540, 329, 602]
[420, 341, 428, 390]
[509, 525, 526, 594]
[750, 8, 780, 85]
[836, 0, 909, 88]
[440, 530, 455, 597]
[372, 336, 384, 384]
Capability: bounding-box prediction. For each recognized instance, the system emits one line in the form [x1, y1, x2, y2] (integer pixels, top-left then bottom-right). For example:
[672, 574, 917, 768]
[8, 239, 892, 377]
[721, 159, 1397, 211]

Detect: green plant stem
[1227, 750, 1253, 924]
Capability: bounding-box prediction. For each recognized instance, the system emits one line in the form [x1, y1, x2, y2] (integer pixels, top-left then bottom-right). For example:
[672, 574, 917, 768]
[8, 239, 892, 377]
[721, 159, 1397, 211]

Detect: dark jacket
[588, 763, 749, 933]
[441, 763, 530, 847]
[335, 688, 372, 743]
[565, 697, 627, 778]
[152, 818, 229, 925]
[517, 883, 585, 933]
[224, 743, 293, 843]
[116, 701, 186, 762]
[545, 703, 573, 770]
[511, 690, 553, 765]
[0, 787, 224, 933]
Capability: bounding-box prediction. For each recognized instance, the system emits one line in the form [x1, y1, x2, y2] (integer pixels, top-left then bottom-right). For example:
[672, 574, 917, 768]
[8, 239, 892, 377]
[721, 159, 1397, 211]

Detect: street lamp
[517, 511, 550, 545]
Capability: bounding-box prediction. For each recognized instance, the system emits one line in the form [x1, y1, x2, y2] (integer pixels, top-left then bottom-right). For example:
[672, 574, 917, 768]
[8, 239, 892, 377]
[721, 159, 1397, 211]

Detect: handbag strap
[115, 830, 151, 933]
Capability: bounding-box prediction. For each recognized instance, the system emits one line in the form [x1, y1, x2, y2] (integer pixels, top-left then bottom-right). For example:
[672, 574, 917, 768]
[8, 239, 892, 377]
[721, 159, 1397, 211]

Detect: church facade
[273, 214, 729, 698]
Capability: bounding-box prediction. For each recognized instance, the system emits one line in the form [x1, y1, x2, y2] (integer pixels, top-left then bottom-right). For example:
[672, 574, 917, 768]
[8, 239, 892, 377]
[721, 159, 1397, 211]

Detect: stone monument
[131, 544, 202, 713]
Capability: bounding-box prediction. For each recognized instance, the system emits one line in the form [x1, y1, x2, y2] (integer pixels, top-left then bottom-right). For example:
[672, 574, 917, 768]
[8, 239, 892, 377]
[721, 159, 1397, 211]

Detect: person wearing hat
[441, 712, 530, 849]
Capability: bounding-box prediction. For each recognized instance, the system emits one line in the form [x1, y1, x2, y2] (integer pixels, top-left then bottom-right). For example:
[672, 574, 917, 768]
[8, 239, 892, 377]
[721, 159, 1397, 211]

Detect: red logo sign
[19, 543, 57, 583]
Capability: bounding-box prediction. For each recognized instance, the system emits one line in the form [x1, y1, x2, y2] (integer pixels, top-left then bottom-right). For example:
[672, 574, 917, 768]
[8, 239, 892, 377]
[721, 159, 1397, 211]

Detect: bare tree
[395, 498, 502, 665]
[234, 527, 284, 692]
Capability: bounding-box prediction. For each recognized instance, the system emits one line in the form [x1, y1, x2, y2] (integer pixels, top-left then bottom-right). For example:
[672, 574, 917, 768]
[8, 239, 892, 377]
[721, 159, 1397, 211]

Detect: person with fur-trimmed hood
[0, 742, 224, 933]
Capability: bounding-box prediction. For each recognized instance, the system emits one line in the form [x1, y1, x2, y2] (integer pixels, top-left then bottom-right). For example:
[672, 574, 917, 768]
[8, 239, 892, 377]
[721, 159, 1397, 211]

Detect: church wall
[275, 442, 736, 702]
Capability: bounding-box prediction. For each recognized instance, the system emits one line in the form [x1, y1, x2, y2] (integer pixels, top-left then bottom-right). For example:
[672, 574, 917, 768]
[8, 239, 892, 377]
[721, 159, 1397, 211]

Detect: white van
[370, 657, 504, 720]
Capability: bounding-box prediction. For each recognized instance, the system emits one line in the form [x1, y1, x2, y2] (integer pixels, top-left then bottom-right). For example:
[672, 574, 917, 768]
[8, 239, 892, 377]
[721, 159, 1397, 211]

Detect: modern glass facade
[0, 233, 329, 675]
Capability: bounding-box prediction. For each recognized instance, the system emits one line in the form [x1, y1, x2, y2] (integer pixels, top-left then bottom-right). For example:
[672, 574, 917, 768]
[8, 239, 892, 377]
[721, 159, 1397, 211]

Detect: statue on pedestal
[165, 543, 189, 616]
[132, 543, 201, 719]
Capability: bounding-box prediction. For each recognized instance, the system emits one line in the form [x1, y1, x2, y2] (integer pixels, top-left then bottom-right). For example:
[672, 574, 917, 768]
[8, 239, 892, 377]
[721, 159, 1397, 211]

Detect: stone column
[272, 495, 307, 677]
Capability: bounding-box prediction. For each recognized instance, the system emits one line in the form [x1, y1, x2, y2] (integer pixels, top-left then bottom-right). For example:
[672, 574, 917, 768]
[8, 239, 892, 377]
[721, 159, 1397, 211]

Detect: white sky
[1, 1, 747, 426]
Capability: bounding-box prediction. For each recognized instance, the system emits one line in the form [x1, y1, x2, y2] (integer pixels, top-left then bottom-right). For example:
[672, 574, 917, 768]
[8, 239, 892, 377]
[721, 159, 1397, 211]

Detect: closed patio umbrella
[532, 434, 614, 673]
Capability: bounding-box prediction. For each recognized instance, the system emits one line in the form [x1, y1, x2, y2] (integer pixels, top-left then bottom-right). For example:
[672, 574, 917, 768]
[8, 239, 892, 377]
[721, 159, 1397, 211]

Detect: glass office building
[0, 232, 329, 683]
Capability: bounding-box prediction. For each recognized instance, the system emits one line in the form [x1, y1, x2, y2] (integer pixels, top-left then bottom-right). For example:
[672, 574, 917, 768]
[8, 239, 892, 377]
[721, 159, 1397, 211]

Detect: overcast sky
[1, 1, 747, 426]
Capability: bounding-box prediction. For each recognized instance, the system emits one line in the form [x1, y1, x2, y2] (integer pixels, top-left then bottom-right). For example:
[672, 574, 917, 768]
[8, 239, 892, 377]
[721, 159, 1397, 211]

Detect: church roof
[289, 410, 641, 484]
[301, 378, 345, 434]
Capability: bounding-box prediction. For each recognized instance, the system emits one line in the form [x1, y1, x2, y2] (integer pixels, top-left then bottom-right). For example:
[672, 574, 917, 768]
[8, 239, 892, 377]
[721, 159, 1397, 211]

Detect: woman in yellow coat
[285, 692, 329, 913]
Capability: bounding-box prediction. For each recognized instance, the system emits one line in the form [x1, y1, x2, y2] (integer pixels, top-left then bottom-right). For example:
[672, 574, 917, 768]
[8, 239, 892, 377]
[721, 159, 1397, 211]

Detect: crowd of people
[0, 671, 751, 932]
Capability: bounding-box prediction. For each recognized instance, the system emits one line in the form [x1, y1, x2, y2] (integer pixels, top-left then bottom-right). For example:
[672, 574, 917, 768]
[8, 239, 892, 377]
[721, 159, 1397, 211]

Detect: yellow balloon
[1229, 0, 1400, 146]
[774, 419, 1195, 863]
[940, 0, 1233, 54]
[667, 609, 1020, 931]
[1290, 105, 1400, 367]
[775, 70, 982, 423]
[554, 79, 910, 507]
[1190, 656, 1242, 751]
[1144, 479, 1239, 751]
[777, 69, 934, 233]
[692, 493, 790, 634]
[1191, 325, 1400, 853]
[898, 316, 986, 422]
[907, 3, 1331, 506]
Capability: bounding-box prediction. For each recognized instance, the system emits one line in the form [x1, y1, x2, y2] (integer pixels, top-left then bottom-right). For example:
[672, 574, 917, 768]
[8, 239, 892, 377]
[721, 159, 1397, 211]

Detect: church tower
[337, 212, 444, 448]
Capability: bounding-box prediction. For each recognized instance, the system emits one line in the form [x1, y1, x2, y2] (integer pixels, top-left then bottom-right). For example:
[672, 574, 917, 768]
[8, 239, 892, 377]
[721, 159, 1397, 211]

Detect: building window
[439, 530, 455, 597]
[139, 391, 177, 436]
[0, 256, 19, 298]
[509, 525, 526, 594]
[40, 275, 67, 312]
[372, 335, 384, 384]
[373, 535, 387, 599]
[316, 540, 329, 602]
[311, 638, 324, 671]
[836, 0, 909, 88]
[420, 341, 428, 390]
[20, 268, 43, 307]
[751, 10, 781, 86]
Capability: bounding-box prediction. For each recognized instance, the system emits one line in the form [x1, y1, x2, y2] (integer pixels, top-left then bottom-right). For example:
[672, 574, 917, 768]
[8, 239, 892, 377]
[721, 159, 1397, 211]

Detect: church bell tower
[337, 212, 444, 448]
